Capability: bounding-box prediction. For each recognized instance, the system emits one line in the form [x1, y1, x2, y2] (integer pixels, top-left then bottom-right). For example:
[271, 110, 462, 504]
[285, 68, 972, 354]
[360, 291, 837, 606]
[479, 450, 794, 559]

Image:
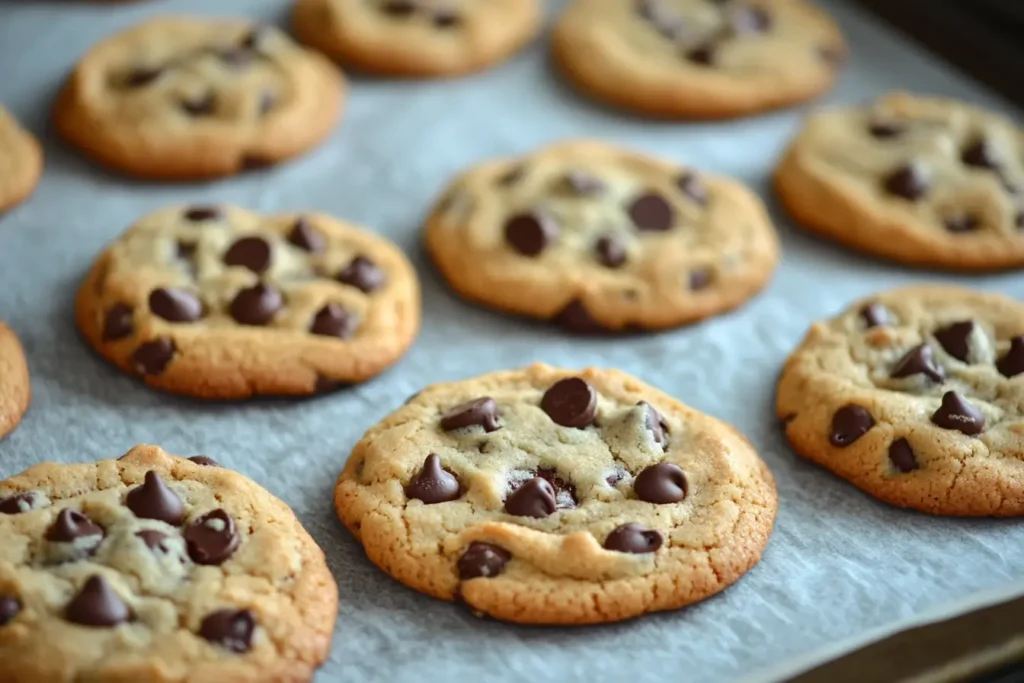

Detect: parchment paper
[1, 1, 1022, 681]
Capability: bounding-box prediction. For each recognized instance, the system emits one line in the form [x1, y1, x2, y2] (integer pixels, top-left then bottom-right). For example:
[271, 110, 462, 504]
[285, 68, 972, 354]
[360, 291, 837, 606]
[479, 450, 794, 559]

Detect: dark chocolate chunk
[685, 43, 716, 65]
[184, 206, 221, 222]
[457, 542, 511, 579]
[934, 321, 974, 362]
[132, 338, 176, 375]
[504, 211, 558, 256]
[829, 405, 874, 447]
[337, 256, 386, 293]
[185, 509, 240, 565]
[310, 303, 357, 339]
[441, 397, 501, 433]
[634, 463, 687, 503]
[627, 192, 675, 231]
[200, 609, 256, 653]
[541, 377, 598, 428]
[229, 283, 283, 326]
[884, 163, 928, 200]
[404, 454, 461, 504]
[962, 138, 1000, 170]
[0, 596, 20, 626]
[504, 477, 557, 518]
[890, 344, 944, 383]
[65, 576, 130, 627]
[46, 509, 104, 546]
[595, 235, 627, 268]
[126, 471, 184, 526]
[931, 391, 984, 435]
[604, 523, 663, 554]
[888, 438, 918, 473]
[102, 304, 134, 341]
[223, 237, 272, 273]
[997, 336, 1024, 378]
[555, 299, 608, 334]
[287, 217, 325, 252]
[149, 287, 202, 323]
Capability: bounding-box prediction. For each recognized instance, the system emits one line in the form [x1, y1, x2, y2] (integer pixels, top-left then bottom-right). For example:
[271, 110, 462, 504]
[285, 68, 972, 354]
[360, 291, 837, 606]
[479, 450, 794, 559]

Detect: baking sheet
[1, 1, 1022, 681]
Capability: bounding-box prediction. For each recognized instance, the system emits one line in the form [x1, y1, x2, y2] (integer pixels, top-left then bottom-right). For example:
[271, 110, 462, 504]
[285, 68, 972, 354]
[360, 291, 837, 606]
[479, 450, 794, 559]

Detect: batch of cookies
[0, 0, 1022, 680]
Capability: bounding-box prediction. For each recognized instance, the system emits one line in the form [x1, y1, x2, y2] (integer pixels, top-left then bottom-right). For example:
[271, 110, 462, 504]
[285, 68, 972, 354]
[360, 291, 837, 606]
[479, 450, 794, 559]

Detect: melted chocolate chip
[689, 268, 712, 291]
[627, 192, 675, 231]
[884, 163, 928, 200]
[223, 237, 272, 273]
[931, 391, 985, 435]
[188, 455, 221, 467]
[891, 344, 944, 383]
[962, 138, 1001, 170]
[46, 509, 104, 546]
[337, 256, 386, 293]
[888, 438, 918, 473]
[564, 171, 606, 196]
[310, 303, 357, 339]
[149, 288, 202, 323]
[102, 304, 134, 341]
[829, 405, 874, 447]
[186, 509, 240, 565]
[676, 172, 709, 205]
[287, 217, 324, 252]
[555, 299, 608, 334]
[0, 492, 41, 515]
[404, 454, 461, 504]
[504, 211, 558, 256]
[639, 401, 669, 449]
[135, 529, 169, 552]
[126, 471, 184, 526]
[229, 283, 283, 326]
[125, 66, 163, 88]
[504, 477, 557, 518]
[441, 397, 501, 432]
[604, 523, 663, 554]
[200, 609, 256, 653]
[184, 207, 221, 222]
[997, 336, 1024, 378]
[541, 377, 598, 428]
[934, 321, 974, 362]
[65, 576, 130, 627]
[685, 43, 716, 65]
[132, 338, 176, 375]
[595, 235, 627, 268]
[457, 542, 511, 579]
[860, 303, 890, 328]
[944, 214, 979, 234]
[868, 120, 905, 139]
[180, 93, 215, 117]
[0, 596, 21, 626]
[634, 463, 687, 503]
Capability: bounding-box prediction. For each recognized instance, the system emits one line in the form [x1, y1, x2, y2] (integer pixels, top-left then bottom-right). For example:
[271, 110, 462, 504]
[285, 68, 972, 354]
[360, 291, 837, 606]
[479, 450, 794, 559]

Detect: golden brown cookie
[336, 363, 777, 625]
[0, 322, 30, 441]
[775, 92, 1024, 270]
[778, 285, 1024, 516]
[54, 17, 345, 180]
[0, 106, 43, 212]
[76, 205, 420, 399]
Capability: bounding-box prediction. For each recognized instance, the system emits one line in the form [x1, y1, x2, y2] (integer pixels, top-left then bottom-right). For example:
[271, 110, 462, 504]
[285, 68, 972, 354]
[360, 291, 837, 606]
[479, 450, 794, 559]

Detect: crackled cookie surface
[54, 18, 345, 179]
[778, 286, 1024, 516]
[76, 205, 420, 399]
[293, 0, 541, 78]
[0, 445, 337, 682]
[553, 0, 845, 119]
[775, 93, 1024, 270]
[0, 322, 30, 441]
[336, 364, 777, 624]
[425, 140, 779, 332]
[0, 106, 43, 212]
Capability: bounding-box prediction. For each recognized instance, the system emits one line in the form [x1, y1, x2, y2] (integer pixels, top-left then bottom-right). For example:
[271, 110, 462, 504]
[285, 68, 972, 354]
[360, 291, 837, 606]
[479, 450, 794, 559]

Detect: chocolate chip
[890, 344, 944, 382]
[177, 241, 196, 260]
[555, 299, 608, 334]
[934, 321, 974, 362]
[404, 454, 461, 504]
[1017, 213, 1024, 230]
[685, 43, 716, 65]
[962, 138, 1000, 170]
[564, 171, 606, 196]
[180, 93, 215, 117]
[860, 303, 890, 328]
[541, 377, 597, 428]
[46, 509, 104, 546]
[634, 463, 687, 503]
[441, 397, 501, 432]
[382, 0, 416, 15]
[497, 165, 525, 186]
[188, 456, 221, 467]
[125, 66, 163, 88]
[184, 206, 221, 222]
[997, 336, 1024, 378]
[200, 609, 256, 653]
[241, 24, 271, 50]
[102, 304, 134, 341]
[0, 596, 20, 626]
[504, 211, 558, 256]
[457, 542, 511, 579]
[217, 47, 255, 68]
[884, 163, 928, 200]
[126, 471, 184, 526]
[337, 256, 386, 293]
[627, 192, 674, 231]
[310, 303, 356, 339]
[433, 8, 460, 28]
[186, 509, 240, 565]
[287, 217, 325, 252]
[0, 492, 42, 515]
[257, 90, 276, 116]
[223, 237, 272, 273]
[931, 391, 984, 435]
[135, 529, 170, 552]
[888, 438, 918, 473]
[944, 214, 979, 233]
[676, 172, 709, 205]
[132, 338, 176, 375]
[504, 477, 557, 518]
[604, 523, 663, 554]
[65, 576, 129, 627]
[829, 405, 874, 447]
[595, 235, 627, 268]
[149, 287, 202, 323]
[638, 401, 670, 449]
[689, 268, 712, 291]
[730, 5, 772, 33]
[230, 283, 283, 326]
[868, 120, 905, 139]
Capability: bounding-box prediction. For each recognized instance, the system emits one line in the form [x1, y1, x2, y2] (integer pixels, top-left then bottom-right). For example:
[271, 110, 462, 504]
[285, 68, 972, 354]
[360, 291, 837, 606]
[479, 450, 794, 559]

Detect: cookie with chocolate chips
[778, 286, 1024, 516]
[0, 444, 337, 680]
[775, 92, 1024, 270]
[76, 205, 420, 399]
[0, 105, 43, 212]
[293, 0, 541, 78]
[335, 363, 777, 624]
[54, 18, 345, 180]
[425, 140, 779, 332]
[553, 0, 846, 119]
[0, 321, 30, 441]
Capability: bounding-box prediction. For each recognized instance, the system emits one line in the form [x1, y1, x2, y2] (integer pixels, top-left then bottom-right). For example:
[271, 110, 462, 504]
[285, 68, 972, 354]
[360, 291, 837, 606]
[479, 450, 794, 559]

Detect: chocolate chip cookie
[0, 321, 30, 441]
[336, 363, 777, 624]
[54, 18, 345, 180]
[0, 444, 337, 681]
[0, 105, 43, 212]
[425, 140, 779, 332]
[778, 286, 1024, 516]
[293, 0, 541, 78]
[775, 92, 1024, 270]
[76, 205, 420, 399]
[553, 0, 845, 119]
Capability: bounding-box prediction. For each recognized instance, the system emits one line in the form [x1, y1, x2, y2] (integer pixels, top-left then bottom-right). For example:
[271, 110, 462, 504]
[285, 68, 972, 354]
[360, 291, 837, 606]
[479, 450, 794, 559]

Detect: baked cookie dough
[775, 92, 1024, 270]
[778, 286, 1024, 516]
[425, 140, 779, 332]
[76, 205, 420, 399]
[54, 17, 345, 180]
[336, 363, 778, 624]
[553, 0, 846, 119]
[0, 105, 43, 212]
[0, 321, 30, 441]
[0, 444, 337, 682]
[293, 0, 541, 78]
